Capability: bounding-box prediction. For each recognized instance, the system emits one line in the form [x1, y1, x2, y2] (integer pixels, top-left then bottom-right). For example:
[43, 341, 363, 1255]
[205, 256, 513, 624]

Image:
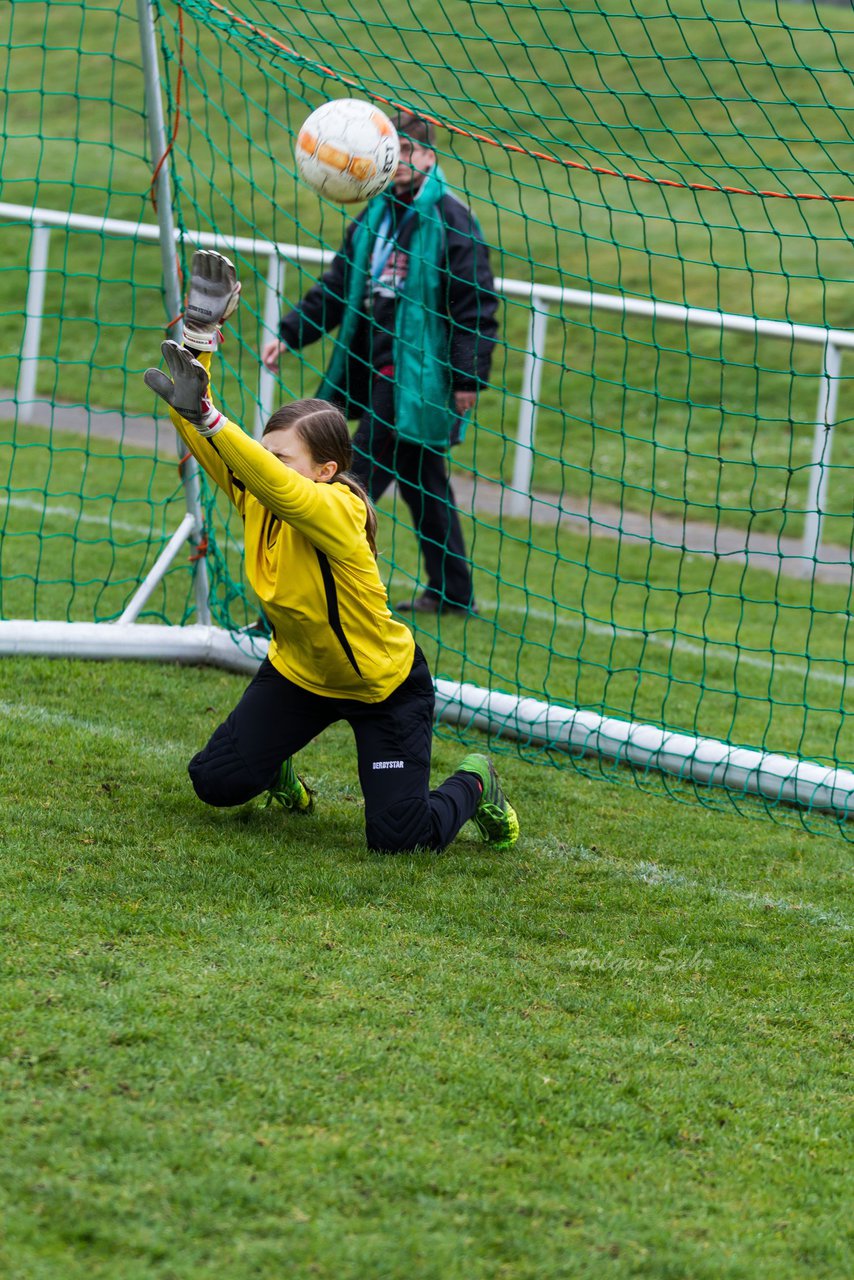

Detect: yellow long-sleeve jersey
[169, 356, 415, 702]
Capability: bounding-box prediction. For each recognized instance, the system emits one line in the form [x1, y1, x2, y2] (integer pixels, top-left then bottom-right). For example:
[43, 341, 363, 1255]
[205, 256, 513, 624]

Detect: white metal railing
[3, 197, 851, 563]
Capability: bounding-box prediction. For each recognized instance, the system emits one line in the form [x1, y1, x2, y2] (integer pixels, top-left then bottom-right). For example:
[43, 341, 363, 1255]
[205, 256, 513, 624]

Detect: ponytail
[332, 471, 378, 558]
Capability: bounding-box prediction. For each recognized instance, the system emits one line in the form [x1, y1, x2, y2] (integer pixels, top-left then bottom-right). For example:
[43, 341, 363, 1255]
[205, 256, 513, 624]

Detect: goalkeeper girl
[144, 250, 518, 855]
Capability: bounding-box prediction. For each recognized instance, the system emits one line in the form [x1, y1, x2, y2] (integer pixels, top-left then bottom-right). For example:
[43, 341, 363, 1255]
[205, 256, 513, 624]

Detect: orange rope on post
[189, 531, 209, 562]
[205, 0, 854, 205]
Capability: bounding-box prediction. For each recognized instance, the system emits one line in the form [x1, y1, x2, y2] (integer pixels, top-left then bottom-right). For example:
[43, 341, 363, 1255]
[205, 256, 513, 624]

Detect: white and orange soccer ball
[294, 98, 400, 204]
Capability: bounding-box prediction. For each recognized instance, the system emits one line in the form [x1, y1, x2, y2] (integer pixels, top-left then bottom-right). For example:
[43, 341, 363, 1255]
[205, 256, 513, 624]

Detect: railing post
[802, 339, 841, 565]
[508, 299, 549, 518]
[136, 0, 210, 624]
[17, 223, 51, 422]
[255, 250, 285, 438]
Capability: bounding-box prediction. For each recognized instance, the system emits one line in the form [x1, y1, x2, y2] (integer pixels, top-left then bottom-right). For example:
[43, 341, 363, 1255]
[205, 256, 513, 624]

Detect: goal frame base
[1, 619, 851, 819]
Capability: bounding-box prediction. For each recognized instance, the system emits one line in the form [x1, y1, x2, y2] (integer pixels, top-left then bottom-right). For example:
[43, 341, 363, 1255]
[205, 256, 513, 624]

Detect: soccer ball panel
[295, 98, 401, 204]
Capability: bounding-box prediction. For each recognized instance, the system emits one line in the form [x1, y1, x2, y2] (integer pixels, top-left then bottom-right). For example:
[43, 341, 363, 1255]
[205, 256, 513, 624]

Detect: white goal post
[0, 621, 851, 818]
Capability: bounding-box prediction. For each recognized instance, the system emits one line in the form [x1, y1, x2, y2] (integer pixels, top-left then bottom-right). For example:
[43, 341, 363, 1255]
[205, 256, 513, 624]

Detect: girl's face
[263, 426, 337, 483]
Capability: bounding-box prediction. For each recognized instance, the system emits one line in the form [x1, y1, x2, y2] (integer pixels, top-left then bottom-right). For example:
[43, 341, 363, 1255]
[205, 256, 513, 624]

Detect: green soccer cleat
[457, 752, 519, 850]
[264, 757, 315, 814]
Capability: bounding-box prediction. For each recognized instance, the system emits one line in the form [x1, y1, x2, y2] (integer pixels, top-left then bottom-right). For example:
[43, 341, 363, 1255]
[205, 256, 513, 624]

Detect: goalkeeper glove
[144, 340, 226, 436]
[182, 249, 241, 353]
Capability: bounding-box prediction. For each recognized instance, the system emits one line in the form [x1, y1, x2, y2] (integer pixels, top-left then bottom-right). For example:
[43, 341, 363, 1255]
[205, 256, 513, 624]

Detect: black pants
[188, 649, 481, 853]
[351, 375, 474, 608]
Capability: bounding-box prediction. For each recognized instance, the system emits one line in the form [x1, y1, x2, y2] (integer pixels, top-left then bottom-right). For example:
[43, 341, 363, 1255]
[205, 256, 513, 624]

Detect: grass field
[1, 655, 852, 1279]
[1, 4, 853, 1273]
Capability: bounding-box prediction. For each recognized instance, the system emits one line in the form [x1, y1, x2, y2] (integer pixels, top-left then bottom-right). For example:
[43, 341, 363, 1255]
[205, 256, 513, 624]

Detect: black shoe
[395, 594, 475, 617]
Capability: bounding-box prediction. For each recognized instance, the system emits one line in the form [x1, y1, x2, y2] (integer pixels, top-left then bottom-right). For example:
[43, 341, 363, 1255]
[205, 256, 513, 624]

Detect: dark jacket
[279, 188, 499, 423]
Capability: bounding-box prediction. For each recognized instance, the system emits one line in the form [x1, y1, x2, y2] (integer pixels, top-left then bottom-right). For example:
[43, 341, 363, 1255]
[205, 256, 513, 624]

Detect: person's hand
[262, 338, 288, 370]
[183, 250, 241, 353]
[454, 389, 477, 415]
[144, 340, 225, 436]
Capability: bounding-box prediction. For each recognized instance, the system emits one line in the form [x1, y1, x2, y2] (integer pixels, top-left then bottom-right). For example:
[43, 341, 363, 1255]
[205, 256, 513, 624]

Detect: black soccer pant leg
[188, 659, 338, 807]
[354, 376, 474, 607]
[348, 649, 481, 853]
[351, 380, 398, 503]
[392, 438, 474, 608]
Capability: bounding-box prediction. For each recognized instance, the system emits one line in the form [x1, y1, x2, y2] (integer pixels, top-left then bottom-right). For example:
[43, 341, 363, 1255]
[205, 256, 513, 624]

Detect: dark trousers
[188, 649, 481, 854]
[351, 375, 474, 608]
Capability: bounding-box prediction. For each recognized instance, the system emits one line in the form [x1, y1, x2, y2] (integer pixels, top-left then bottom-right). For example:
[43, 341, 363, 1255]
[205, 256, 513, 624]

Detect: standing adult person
[262, 110, 499, 616]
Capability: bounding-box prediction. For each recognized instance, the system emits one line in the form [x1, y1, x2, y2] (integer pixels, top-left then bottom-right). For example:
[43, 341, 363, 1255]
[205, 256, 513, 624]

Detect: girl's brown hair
[263, 398, 378, 556]
[391, 109, 436, 149]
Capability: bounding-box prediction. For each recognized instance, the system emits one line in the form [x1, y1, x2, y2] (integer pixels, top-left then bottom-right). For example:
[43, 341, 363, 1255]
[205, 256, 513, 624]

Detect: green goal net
[1, 0, 852, 838]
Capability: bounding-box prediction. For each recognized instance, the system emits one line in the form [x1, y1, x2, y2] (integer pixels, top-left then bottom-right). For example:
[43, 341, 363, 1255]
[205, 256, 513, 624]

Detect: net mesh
[1, 0, 852, 837]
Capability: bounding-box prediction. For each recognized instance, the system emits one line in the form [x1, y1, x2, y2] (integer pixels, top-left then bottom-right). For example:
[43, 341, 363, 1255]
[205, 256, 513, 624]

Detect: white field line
[0, 699, 188, 761]
[3, 494, 168, 539]
[4, 497, 848, 688]
[541, 837, 851, 931]
[2, 493, 246, 549]
[382, 574, 850, 688]
[485, 595, 850, 687]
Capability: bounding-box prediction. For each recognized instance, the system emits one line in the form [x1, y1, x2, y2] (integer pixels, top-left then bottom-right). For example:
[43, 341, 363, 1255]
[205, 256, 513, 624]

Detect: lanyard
[370, 204, 417, 281]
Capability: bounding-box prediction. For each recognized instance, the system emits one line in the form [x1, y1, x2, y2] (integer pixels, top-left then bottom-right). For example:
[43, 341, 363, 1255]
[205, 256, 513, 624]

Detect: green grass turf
[0, 654, 851, 1278]
[1, 9, 852, 1273]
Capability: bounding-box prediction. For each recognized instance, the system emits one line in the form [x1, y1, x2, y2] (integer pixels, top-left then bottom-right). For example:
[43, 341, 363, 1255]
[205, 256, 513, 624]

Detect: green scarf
[318, 164, 461, 449]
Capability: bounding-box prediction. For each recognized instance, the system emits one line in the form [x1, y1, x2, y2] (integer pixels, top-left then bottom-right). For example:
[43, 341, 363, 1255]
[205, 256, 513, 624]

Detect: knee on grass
[365, 801, 435, 855]
[188, 758, 260, 808]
